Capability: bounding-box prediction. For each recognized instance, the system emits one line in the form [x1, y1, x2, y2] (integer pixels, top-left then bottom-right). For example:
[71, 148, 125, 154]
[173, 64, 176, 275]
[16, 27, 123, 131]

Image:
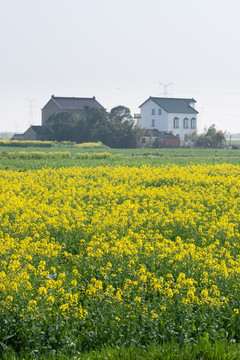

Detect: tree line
[186, 124, 226, 148]
[46, 106, 142, 148]
[46, 108, 227, 149]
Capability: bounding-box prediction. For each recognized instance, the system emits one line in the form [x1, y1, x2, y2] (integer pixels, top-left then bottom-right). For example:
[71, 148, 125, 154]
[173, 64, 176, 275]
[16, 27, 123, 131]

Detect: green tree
[204, 124, 217, 147]
[76, 107, 110, 143]
[45, 106, 141, 148]
[108, 106, 138, 148]
[203, 124, 226, 147]
[215, 130, 226, 148]
[109, 105, 132, 123]
[46, 108, 109, 143]
[185, 125, 226, 148]
[46, 112, 78, 141]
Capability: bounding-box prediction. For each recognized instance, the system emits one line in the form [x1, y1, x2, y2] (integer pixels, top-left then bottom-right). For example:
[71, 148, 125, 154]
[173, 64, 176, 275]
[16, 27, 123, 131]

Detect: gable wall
[139, 99, 168, 131]
[42, 99, 62, 126]
[21, 127, 37, 140]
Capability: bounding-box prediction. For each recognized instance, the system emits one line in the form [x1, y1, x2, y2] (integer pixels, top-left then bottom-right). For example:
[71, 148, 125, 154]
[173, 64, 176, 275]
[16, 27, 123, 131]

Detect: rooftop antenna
[27, 98, 36, 126]
[159, 82, 173, 97]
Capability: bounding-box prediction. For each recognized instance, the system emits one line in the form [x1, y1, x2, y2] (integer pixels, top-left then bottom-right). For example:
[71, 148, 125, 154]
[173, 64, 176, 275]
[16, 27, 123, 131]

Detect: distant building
[0, 132, 14, 139]
[12, 95, 105, 141]
[139, 129, 180, 148]
[42, 95, 104, 126]
[12, 126, 50, 141]
[138, 97, 198, 143]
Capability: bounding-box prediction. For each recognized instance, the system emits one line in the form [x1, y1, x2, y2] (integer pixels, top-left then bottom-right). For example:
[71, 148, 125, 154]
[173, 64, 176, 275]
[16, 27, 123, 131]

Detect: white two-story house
[138, 97, 198, 142]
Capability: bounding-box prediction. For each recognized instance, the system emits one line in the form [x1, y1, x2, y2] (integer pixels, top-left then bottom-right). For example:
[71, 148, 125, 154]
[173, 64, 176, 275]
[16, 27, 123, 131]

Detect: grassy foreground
[3, 341, 240, 360]
[0, 145, 240, 169]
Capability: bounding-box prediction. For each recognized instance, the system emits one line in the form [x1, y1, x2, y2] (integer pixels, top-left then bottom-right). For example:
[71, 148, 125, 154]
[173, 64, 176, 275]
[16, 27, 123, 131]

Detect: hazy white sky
[1, 0, 240, 134]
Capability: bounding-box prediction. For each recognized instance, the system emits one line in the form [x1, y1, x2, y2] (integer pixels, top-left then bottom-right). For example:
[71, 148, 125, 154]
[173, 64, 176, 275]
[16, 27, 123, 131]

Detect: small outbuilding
[139, 129, 180, 148]
[12, 125, 50, 141]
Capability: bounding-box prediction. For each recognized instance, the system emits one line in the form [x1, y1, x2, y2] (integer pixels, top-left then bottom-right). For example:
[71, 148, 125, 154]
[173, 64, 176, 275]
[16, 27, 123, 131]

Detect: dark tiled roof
[144, 129, 162, 136]
[29, 126, 49, 135]
[51, 96, 104, 110]
[140, 97, 198, 114]
[160, 132, 179, 139]
[143, 129, 179, 139]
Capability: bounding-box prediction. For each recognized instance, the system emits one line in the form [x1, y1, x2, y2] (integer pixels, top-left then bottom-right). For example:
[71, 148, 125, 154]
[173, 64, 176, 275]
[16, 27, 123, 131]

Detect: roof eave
[51, 97, 64, 110]
[42, 97, 63, 111]
[139, 96, 198, 114]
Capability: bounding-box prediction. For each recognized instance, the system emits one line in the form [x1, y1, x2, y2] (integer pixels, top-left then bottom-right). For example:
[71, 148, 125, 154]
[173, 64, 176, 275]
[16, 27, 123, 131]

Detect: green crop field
[1, 142, 240, 359]
[1, 142, 240, 170]
[229, 138, 240, 146]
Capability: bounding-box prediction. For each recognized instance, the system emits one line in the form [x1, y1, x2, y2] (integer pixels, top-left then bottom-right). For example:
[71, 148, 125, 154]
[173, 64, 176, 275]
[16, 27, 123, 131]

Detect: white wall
[139, 99, 197, 141]
[168, 114, 197, 141]
[139, 99, 168, 131]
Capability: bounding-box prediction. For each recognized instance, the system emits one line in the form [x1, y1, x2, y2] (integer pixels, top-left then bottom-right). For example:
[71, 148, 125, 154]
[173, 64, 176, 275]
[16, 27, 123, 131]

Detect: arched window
[174, 117, 179, 128]
[183, 118, 189, 129]
[191, 118, 196, 129]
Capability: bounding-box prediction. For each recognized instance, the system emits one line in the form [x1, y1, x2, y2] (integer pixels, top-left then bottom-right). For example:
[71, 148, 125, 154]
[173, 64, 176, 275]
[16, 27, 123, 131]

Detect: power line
[27, 98, 36, 126]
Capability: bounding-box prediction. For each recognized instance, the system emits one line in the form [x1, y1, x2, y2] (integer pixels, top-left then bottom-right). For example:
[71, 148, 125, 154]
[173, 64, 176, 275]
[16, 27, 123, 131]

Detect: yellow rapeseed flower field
[1, 164, 240, 350]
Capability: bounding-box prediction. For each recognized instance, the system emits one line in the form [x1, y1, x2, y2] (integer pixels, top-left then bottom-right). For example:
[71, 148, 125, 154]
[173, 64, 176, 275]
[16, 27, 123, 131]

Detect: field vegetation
[1, 143, 240, 359]
[1, 142, 240, 170]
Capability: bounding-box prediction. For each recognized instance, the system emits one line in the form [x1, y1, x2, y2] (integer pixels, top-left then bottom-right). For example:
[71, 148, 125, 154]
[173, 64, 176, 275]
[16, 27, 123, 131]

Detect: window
[152, 109, 155, 115]
[151, 119, 155, 127]
[158, 108, 162, 115]
[183, 118, 189, 129]
[142, 137, 146, 143]
[191, 118, 196, 129]
[174, 117, 179, 128]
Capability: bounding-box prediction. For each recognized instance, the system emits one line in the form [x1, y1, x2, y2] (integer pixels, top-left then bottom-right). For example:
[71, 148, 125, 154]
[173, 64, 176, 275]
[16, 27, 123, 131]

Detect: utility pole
[159, 82, 173, 97]
[27, 98, 36, 126]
